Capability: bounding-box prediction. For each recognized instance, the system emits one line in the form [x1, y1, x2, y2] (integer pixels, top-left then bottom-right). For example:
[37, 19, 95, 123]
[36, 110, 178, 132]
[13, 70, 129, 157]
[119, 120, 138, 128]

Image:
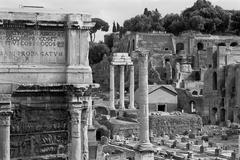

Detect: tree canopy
[123, 8, 164, 33]
[89, 42, 110, 65]
[231, 11, 240, 35]
[122, 0, 236, 35]
[90, 18, 109, 42]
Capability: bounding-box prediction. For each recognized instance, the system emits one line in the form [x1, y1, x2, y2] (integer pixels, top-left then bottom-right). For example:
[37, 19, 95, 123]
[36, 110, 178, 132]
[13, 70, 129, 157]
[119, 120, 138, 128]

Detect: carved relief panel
[10, 105, 70, 159]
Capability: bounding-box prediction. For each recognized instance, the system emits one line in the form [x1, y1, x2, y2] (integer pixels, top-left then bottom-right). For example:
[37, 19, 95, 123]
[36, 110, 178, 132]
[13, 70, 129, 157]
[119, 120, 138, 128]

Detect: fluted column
[82, 108, 89, 160]
[129, 65, 135, 109]
[135, 50, 153, 154]
[88, 97, 94, 129]
[109, 65, 115, 109]
[0, 104, 12, 160]
[70, 105, 82, 160]
[119, 65, 125, 110]
[138, 51, 150, 145]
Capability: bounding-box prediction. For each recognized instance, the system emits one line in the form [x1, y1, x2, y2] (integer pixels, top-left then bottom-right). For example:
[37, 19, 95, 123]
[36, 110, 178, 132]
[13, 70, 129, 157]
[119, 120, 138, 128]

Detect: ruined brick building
[0, 8, 96, 160]
[101, 31, 240, 115]
[203, 46, 240, 124]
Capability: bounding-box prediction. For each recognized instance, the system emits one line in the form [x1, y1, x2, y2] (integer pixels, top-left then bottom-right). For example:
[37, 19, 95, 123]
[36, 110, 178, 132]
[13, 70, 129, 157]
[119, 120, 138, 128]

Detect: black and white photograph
[0, 0, 240, 159]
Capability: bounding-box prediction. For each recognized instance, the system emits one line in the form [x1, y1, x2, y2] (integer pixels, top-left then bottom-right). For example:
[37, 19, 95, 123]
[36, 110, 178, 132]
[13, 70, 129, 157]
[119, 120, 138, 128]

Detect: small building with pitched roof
[135, 85, 178, 112]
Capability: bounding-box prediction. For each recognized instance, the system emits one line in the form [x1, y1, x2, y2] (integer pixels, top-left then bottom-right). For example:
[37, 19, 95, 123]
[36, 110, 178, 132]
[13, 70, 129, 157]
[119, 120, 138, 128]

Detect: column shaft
[70, 107, 82, 160]
[0, 106, 12, 160]
[138, 52, 150, 145]
[82, 109, 89, 160]
[109, 65, 115, 109]
[119, 66, 125, 110]
[88, 97, 93, 128]
[129, 65, 135, 109]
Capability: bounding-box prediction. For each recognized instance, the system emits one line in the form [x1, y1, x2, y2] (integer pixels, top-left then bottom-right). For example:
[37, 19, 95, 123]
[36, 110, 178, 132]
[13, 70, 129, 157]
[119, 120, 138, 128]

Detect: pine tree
[116, 22, 120, 32]
[112, 21, 117, 32]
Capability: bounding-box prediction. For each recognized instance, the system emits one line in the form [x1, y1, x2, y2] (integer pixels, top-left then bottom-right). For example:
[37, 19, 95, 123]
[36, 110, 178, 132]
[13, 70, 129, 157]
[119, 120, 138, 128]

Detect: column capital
[0, 104, 13, 117]
[0, 107, 12, 126]
[135, 49, 149, 57]
[69, 104, 82, 115]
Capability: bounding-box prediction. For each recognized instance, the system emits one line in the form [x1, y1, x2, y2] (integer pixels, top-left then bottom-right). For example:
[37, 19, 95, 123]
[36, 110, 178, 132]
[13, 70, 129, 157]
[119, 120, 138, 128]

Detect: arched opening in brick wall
[132, 39, 135, 51]
[220, 108, 226, 122]
[197, 42, 204, 50]
[230, 42, 238, 47]
[212, 51, 217, 68]
[213, 71, 217, 90]
[195, 71, 201, 81]
[176, 43, 184, 54]
[96, 127, 109, 141]
[212, 107, 218, 123]
[192, 90, 198, 96]
[190, 101, 196, 113]
[127, 40, 130, 52]
[218, 42, 226, 46]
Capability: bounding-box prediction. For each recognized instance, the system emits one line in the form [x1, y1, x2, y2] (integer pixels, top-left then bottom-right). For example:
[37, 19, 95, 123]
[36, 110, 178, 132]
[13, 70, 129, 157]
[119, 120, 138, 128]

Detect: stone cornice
[0, 8, 95, 30]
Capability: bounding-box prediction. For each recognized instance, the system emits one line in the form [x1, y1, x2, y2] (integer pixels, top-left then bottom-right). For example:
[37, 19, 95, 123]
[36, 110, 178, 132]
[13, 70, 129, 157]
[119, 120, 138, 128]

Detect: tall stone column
[0, 104, 12, 160]
[235, 67, 240, 122]
[119, 65, 125, 110]
[135, 50, 153, 160]
[88, 97, 94, 129]
[70, 105, 82, 160]
[129, 65, 135, 109]
[109, 65, 115, 109]
[82, 109, 89, 160]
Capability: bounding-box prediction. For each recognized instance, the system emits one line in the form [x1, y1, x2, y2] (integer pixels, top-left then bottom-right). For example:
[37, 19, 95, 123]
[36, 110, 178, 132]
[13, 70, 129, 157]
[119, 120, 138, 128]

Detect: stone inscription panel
[10, 106, 69, 159]
[0, 29, 65, 65]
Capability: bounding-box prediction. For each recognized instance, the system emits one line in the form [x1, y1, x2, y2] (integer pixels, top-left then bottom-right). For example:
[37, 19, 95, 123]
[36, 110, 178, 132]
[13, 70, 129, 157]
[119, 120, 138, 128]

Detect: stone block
[186, 143, 192, 150]
[181, 137, 187, 142]
[231, 151, 237, 160]
[170, 134, 176, 140]
[189, 133, 196, 139]
[171, 140, 178, 148]
[201, 135, 209, 141]
[221, 134, 228, 140]
[187, 152, 193, 158]
[194, 140, 203, 145]
[200, 145, 205, 153]
[215, 148, 222, 156]
[208, 141, 217, 147]
[109, 110, 117, 117]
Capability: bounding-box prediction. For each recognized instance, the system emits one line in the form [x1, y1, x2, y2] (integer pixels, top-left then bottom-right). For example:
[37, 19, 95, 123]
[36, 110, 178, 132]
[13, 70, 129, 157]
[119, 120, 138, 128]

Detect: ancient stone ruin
[0, 8, 95, 160]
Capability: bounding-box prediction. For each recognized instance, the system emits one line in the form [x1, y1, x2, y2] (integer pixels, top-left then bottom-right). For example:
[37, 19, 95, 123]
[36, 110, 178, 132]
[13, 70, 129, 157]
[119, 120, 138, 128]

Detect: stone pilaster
[109, 65, 115, 109]
[134, 50, 153, 159]
[0, 104, 12, 160]
[70, 105, 82, 160]
[129, 65, 135, 109]
[119, 65, 125, 110]
[82, 108, 89, 160]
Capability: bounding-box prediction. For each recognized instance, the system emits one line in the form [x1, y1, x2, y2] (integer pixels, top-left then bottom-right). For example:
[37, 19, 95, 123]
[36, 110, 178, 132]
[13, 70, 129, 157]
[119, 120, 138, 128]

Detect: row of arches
[176, 41, 239, 54]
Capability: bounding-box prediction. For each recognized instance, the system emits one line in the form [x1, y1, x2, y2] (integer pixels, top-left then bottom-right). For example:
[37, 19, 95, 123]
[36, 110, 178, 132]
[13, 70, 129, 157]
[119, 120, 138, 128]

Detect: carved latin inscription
[0, 29, 65, 64]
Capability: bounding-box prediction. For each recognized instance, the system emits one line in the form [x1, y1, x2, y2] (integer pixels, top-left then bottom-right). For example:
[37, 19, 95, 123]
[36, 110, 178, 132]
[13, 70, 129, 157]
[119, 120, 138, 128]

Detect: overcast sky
[0, 0, 239, 41]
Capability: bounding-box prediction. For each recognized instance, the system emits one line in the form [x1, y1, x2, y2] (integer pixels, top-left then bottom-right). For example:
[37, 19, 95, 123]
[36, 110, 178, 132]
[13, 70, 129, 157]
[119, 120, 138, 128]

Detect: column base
[135, 149, 154, 160]
[88, 125, 95, 130]
[134, 142, 154, 152]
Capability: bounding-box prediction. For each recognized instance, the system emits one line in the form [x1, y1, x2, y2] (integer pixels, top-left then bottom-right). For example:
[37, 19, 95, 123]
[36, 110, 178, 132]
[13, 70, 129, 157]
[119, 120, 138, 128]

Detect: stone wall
[149, 113, 203, 136]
